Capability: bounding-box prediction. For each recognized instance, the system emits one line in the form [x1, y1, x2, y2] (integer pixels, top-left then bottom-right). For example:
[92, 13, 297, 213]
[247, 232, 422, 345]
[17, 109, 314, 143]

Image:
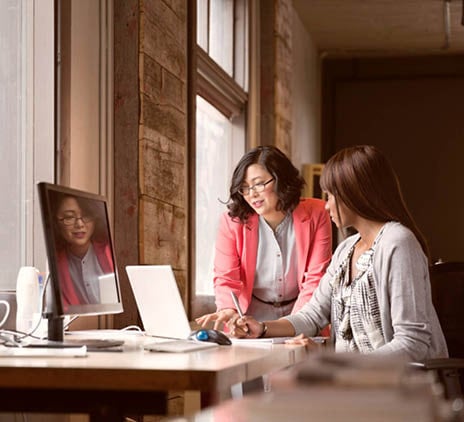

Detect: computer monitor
[37, 182, 123, 342]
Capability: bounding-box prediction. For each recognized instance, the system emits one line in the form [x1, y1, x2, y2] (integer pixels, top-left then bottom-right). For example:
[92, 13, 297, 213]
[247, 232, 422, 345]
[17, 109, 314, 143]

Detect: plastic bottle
[15, 266, 40, 334]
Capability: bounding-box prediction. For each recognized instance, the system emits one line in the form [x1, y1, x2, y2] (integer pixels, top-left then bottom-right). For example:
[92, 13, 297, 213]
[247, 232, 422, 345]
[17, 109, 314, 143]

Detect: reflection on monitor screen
[38, 182, 123, 342]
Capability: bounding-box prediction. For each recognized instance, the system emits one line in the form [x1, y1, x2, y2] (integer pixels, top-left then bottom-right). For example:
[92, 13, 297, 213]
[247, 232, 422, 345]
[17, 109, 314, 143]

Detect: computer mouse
[189, 329, 232, 346]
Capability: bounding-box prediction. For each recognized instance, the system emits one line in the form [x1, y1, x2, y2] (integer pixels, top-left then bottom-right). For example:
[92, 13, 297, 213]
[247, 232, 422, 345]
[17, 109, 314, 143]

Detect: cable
[0, 332, 23, 347]
[63, 315, 79, 331]
[0, 300, 10, 328]
[121, 325, 143, 332]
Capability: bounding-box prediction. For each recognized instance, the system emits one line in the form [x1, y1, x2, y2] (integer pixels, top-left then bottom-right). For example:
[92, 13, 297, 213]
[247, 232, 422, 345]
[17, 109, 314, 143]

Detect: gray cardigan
[285, 222, 448, 361]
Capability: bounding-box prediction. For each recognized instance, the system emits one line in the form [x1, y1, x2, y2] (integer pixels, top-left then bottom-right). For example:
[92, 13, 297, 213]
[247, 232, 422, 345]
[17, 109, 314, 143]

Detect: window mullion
[197, 46, 247, 119]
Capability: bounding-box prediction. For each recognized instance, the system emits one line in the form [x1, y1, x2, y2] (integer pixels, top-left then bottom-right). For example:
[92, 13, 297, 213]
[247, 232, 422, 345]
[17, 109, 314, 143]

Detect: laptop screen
[126, 265, 192, 339]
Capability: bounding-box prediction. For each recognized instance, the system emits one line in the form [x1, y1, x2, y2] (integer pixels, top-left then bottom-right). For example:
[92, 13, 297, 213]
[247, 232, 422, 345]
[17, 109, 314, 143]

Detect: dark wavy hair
[320, 145, 429, 258]
[51, 192, 110, 250]
[227, 145, 305, 223]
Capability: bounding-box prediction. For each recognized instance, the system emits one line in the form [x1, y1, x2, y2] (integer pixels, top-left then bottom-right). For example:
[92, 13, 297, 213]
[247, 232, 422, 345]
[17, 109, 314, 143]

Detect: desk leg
[201, 391, 218, 408]
[184, 391, 201, 416]
[200, 389, 232, 408]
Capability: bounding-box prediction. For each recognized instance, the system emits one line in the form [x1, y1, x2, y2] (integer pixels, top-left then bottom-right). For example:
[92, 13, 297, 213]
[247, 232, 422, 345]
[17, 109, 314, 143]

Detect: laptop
[125, 265, 218, 352]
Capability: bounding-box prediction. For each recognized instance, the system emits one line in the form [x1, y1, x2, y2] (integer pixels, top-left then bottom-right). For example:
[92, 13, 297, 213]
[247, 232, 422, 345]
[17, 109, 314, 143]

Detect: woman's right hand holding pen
[231, 316, 263, 338]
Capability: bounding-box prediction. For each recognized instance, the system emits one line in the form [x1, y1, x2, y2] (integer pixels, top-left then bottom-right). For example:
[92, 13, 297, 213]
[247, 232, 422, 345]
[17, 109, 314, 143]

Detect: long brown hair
[320, 145, 429, 258]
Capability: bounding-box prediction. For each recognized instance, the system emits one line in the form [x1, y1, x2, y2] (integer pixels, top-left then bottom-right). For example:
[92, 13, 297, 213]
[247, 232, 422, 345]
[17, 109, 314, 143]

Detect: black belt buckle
[252, 294, 297, 308]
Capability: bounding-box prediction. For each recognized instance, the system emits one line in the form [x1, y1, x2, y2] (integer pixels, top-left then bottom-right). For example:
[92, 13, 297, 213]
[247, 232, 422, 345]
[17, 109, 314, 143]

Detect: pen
[230, 292, 250, 335]
[230, 291, 244, 318]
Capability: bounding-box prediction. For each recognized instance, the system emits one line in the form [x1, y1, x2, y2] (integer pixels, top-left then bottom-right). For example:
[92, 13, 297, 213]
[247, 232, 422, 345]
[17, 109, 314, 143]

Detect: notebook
[125, 265, 218, 352]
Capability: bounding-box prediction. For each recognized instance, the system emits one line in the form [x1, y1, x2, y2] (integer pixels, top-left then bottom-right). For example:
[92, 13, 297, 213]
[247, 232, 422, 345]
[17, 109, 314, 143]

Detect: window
[195, 97, 244, 295]
[194, 0, 250, 300]
[0, 0, 112, 294]
[56, 0, 113, 200]
[0, 1, 54, 290]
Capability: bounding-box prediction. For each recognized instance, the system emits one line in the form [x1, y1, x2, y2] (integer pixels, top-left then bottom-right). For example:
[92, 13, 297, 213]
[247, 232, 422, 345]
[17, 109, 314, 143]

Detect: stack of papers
[231, 336, 328, 346]
[231, 337, 292, 345]
[0, 346, 87, 358]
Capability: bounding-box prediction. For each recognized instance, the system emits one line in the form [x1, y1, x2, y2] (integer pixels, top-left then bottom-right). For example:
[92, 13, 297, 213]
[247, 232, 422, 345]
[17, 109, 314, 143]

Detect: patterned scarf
[331, 227, 386, 353]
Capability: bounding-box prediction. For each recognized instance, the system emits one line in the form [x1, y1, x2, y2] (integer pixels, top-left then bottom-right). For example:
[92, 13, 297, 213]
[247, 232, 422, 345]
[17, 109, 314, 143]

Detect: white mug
[0, 300, 10, 328]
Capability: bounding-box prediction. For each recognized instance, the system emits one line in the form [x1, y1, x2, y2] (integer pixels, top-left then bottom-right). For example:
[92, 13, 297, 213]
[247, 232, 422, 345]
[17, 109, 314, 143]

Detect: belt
[252, 294, 297, 308]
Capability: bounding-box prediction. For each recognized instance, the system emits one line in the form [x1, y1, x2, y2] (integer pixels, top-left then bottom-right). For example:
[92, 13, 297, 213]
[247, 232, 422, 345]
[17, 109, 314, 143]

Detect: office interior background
[2, 0, 464, 334]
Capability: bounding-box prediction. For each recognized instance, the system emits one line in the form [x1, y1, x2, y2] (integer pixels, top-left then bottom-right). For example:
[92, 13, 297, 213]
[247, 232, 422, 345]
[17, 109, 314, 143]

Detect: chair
[420, 262, 464, 399]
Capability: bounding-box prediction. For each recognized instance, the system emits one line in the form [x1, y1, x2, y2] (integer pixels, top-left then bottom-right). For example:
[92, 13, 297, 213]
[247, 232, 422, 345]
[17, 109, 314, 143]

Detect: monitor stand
[24, 313, 124, 351]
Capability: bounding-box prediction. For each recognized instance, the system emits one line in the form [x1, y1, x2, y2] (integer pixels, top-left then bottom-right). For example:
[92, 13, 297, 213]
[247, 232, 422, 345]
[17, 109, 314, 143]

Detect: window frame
[0, 0, 113, 290]
[189, 0, 259, 318]
[0, 0, 55, 291]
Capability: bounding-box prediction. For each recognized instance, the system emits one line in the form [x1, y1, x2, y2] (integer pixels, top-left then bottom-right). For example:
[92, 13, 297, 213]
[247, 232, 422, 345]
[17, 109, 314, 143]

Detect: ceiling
[292, 0, 464, 57]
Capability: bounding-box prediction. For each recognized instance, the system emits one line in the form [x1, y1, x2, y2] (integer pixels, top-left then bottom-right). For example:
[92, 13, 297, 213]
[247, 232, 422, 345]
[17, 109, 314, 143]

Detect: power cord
[0, 274, 145, 346]
[0, 300, 10, 328]
[0, 274, 51, 346]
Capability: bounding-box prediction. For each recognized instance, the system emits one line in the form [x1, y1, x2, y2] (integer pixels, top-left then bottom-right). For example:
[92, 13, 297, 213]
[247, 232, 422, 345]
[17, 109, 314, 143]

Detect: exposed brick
[166, 0, 187, 22]
[275, 0, 292, 52]
[115, 0, 295, 313]
[260, 0, 293, 153]
[161, 68, 186, 113]
[142, 0, 186, 47]
[139, 131, 185, 207]
[141, 12, 186, 80]
[275, 75, 291, 121]
[141, 54, 162, 101]
[141, 93, 186, 143]
[141, 57, 186, 113]
[113, 0, 141, 329]
[275, 114, 292, 155]
[140, 197, 186, 270]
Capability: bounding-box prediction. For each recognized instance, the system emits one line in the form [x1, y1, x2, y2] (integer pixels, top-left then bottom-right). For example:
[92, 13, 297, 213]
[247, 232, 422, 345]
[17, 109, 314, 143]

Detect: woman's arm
[196, 214, 248, 330]
[232, 316, 296, 338]
[371, 226, 435, 361]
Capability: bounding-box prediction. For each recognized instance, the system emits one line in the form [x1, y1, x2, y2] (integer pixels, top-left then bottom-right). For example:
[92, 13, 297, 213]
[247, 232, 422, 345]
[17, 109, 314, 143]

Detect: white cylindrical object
[16, 266, 40, 334]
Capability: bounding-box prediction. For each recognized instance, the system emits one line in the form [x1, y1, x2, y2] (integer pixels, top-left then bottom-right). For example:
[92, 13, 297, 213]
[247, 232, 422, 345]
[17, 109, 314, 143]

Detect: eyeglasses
[58, 215, 94, 226]
[238, 178, 274, 196]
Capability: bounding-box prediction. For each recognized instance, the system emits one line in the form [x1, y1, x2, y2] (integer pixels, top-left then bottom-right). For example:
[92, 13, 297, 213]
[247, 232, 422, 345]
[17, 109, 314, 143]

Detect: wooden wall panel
[323, 55, 464, 262]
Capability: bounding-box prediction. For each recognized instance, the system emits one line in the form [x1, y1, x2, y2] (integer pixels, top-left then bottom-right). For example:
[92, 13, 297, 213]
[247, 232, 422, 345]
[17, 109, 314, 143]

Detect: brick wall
[114, 0, 188, 328]
[139, 0, 188, 296]
[260, 0, 293, 156]
[113, 0, 293, 328]
[274, 0, 293, 155]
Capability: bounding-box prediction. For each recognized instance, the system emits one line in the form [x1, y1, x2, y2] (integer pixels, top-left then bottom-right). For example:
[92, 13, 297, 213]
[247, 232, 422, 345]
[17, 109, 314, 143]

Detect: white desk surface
[0, 337, 308, 393]
[0, 333, 309, 421]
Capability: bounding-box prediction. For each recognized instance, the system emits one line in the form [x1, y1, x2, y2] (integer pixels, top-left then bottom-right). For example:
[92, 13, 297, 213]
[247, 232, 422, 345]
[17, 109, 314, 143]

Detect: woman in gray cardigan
[233, 145, 448, 361]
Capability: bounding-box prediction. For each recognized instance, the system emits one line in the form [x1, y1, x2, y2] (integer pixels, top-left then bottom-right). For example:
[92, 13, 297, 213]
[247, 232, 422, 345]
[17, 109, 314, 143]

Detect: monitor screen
[37, 182, 123, 327]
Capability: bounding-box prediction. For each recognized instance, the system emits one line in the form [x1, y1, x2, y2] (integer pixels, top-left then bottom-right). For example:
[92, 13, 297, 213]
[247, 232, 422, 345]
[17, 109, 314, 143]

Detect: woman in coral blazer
[197, 146, 332, 334]
[52, 193, 115, 309]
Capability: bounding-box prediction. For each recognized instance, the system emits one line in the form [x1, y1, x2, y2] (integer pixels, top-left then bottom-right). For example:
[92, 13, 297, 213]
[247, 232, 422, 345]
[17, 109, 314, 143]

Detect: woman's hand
[284, 333, 322, 350]
[230, 316, 263, 338]
[195, 309, 239, 331]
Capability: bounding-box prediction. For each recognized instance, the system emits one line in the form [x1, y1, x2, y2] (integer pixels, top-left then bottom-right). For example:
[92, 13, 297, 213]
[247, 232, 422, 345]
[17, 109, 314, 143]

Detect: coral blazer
[57, 241, 114, 309]
[214, 198, 332, 316]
